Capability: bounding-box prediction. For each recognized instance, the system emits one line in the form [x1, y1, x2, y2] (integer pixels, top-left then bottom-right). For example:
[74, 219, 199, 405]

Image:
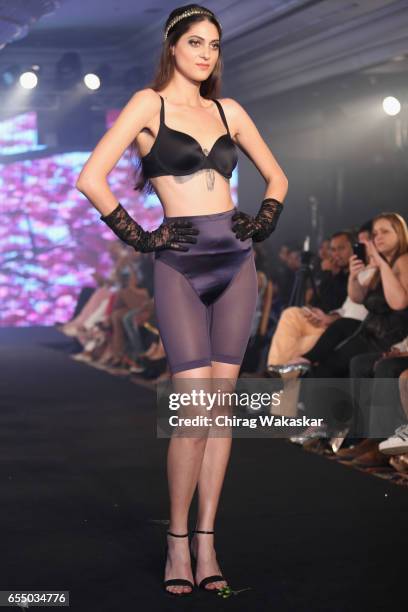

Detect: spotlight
[382, 96, 401, 116]
[84, 73, 101, 90]
[19, 71, 38, 89]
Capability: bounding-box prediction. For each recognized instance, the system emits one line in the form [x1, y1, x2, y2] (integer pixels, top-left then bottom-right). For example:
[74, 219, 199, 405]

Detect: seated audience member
[339, 336, 408, 464]
[122, 300, 154, 359]
[274, 215, 407, 437]
[99, 262, 150, 368]
[138, 336, 169, 379]
[272, 244, 301, 307]
[299, 351, 408, 464]
[305, 238, 333, 296]
[289, 297, 368, 368]
[380, 369, 408, 474]
[383, 368, 408, 460]
[138, 251, 154, 298]
[325, 357, 408, 467]
[288, 222, 376, 366]
[310, 231, 355, 311]
[296, 213, 408, 456]
[318, 238, 332, 270]
[273, 244, 291, 282]
[267, 230, 354, 367]
[124, 313, 169, 379]
[356, 219, 373, 244]
[61, 241, 129, 337]
[310, 212, 408, 378]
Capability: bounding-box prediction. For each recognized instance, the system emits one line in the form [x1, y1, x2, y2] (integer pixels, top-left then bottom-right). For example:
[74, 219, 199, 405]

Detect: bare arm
[76, 88, 160, 217]
[348, 276, 368, 304]
[223, 98, 289, 203]
[380, 253, 408, 310]
[361, 239, 408, 310]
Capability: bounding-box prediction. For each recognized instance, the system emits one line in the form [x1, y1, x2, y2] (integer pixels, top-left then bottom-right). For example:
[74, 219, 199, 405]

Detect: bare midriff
[149, 172, 235, 217]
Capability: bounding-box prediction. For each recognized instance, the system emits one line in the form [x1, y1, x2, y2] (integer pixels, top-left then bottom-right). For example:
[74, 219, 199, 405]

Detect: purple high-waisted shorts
[153, 207, 258, 375]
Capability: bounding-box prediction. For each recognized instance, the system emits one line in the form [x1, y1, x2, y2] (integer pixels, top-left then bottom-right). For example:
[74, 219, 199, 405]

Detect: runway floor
[1, 326, 407, 611]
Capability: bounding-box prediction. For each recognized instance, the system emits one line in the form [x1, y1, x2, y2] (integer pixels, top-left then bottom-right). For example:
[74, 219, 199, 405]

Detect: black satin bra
[140, 95, 238, 180]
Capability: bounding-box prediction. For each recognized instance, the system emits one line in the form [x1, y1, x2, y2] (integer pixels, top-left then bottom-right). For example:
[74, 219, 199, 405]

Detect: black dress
[359, 283, 408, 351]
[311, 282, 408, 377]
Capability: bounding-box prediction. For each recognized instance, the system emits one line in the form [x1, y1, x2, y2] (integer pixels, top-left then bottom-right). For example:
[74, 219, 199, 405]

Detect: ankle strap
[167, 530, 189, 537]
[193, 529, 214, 534]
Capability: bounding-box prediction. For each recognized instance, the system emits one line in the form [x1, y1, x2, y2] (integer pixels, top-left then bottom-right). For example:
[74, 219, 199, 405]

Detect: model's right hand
[147, 220, 200, 252]
[100, 202, 199, 253]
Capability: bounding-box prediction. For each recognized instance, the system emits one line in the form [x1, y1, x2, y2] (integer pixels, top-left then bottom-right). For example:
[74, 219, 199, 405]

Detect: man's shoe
[379, 425, 408, 456]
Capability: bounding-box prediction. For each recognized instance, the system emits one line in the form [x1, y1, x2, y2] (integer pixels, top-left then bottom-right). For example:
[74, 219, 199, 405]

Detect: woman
[76, 4, 288, 596]
[311, 212, 408, 378]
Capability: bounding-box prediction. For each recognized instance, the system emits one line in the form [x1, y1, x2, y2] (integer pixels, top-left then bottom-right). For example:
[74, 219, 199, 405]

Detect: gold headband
[164, 8, 221, 41]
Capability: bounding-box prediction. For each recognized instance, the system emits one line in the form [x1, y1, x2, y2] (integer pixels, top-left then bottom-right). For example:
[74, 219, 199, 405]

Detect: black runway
[1, 327, 406, 611]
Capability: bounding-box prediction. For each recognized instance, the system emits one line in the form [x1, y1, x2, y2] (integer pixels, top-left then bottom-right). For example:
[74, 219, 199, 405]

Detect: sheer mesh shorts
[153, 208, 258, 375]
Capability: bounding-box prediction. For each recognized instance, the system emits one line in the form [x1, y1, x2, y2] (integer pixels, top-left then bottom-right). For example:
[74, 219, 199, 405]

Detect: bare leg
[191, 361, 240, 590]
[164, 365, 213, 594]
[62, 287, 110, 333]
[139, 340, 159, 358]
[148, 338, 166, 360]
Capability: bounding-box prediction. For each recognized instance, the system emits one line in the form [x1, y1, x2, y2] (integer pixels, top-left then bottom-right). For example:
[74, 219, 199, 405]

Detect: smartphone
[353, 242, 366, 262]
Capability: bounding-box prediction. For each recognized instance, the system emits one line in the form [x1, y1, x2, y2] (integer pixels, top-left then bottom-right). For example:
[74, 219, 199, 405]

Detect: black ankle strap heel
[190, 529, 227, 592]
[163, 531, 194, 596]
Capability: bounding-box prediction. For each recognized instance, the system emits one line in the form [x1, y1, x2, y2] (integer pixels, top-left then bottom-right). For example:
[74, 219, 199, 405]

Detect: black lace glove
[231, 198, 284, 242]
[100, 202, 199, 253]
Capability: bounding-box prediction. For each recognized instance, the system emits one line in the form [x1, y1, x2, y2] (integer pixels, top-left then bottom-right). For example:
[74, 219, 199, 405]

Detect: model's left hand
[231, 211, 260, 241]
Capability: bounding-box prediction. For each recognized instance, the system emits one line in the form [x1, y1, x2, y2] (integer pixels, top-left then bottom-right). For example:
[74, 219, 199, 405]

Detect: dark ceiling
[0, 0, 407, 105]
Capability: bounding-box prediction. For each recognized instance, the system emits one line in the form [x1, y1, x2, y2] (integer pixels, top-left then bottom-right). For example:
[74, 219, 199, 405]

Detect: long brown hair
[130, 4, 223, 194]
[369, 212, 408, 288]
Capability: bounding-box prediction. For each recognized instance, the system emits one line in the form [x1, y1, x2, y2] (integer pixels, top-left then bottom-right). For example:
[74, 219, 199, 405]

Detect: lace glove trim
[231, 198, 284, 242]
[100, 203, 199, 253]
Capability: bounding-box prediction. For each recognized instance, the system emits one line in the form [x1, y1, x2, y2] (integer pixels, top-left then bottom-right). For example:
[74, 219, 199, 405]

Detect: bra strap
[158, 94, 165, 123]
[213, 99, 231, 136]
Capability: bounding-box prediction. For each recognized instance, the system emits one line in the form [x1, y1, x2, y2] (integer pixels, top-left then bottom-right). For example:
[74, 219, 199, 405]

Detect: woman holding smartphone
[312, 212, 408, 377]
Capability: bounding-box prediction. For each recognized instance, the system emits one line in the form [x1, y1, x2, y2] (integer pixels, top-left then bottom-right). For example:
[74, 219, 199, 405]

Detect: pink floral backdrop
[0, 111, 238, 326]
